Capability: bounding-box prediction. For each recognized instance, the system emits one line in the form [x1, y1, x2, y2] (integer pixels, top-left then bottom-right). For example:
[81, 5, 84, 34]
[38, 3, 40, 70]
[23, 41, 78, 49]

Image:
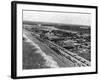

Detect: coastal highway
[23, 29, 91, 67]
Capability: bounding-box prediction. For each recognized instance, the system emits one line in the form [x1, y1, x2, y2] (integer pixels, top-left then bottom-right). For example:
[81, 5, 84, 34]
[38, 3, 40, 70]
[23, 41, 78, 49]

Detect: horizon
[23, 20, 91, 27]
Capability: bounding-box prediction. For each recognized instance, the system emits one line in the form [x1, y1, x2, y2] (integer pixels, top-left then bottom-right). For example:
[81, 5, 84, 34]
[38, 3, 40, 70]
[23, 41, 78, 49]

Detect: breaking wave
[23, 34, 59, 68]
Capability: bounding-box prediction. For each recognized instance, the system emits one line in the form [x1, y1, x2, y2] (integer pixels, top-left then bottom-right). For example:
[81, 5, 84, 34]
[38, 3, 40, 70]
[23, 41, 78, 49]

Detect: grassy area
[78, 52, 91, 61]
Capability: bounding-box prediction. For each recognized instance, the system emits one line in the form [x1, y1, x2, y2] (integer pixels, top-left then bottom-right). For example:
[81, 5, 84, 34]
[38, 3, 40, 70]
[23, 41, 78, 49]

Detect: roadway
[23, 28, 91, 67]
[23, 29, 75, 67]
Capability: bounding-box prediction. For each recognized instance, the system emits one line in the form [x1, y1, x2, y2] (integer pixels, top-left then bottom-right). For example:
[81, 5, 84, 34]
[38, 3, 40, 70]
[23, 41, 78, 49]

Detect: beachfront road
[23, 29, 90, 68]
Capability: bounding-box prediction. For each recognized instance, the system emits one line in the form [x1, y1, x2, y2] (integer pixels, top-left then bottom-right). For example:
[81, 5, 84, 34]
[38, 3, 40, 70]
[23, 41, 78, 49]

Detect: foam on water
[23, 33, 59, 68]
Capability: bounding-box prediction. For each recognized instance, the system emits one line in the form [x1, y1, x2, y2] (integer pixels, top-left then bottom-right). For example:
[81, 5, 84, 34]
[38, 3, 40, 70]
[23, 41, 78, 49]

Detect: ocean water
[23, 34, 59, 69]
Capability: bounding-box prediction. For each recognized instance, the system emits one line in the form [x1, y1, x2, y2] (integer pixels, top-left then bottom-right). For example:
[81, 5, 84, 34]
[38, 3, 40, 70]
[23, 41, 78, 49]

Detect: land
[23, 21, 91, 69]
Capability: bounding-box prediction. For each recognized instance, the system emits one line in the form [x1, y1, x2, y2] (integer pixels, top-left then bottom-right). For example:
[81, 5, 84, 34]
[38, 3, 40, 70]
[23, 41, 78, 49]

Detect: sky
[23, 11, 91, 26]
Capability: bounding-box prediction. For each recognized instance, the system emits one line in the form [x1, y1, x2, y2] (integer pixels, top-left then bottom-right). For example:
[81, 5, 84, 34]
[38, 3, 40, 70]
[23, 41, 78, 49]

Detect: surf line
[23, 33, 60, 68]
